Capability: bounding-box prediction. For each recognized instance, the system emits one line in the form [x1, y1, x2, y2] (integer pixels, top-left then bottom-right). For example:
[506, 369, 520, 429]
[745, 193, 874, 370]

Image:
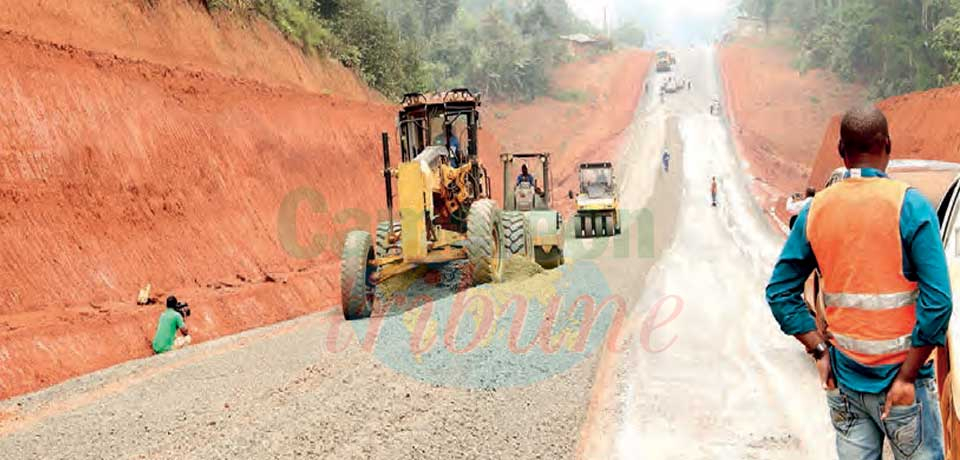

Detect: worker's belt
[823, 290, 918, 311]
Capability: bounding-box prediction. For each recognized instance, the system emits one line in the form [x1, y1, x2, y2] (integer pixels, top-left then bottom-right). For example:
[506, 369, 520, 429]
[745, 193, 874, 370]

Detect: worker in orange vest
[766, 105, 951, 459]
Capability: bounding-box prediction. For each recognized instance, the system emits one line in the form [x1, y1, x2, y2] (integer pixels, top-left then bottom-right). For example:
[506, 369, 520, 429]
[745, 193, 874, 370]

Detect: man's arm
[765, 205, 821, 341]
[883, 188, 952, 415]
[899, 189, 952, 379]
[176, 313, 189, 336]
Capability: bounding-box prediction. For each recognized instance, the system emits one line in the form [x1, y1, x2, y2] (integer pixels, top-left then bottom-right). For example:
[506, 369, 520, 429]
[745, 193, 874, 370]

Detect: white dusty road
[0, 47, 837, 460]
[577, 47, 837, 459]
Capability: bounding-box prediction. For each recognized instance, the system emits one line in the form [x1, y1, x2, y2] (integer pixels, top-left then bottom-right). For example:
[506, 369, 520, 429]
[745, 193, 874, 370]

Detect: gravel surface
[0, 65, 684, 460]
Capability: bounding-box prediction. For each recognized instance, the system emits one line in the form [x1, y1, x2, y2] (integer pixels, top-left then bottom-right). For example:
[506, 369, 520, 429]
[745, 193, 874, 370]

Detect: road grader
[500, 152, 565, 269]
[340, 89, 502, 320]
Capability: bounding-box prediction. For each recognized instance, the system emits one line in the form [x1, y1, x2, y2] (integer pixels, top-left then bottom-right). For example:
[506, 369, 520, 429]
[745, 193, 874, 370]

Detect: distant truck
[656, 51, 675, 72]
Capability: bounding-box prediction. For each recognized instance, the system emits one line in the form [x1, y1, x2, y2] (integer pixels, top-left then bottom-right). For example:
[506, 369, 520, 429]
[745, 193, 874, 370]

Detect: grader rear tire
[465, 199, 502, 285]
[502, 211, 528, 257]
[341, 231, 376, 320]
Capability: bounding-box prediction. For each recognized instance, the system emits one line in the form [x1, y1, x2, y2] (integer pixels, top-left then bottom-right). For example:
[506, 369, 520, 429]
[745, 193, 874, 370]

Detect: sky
[566, 0, 739, 45]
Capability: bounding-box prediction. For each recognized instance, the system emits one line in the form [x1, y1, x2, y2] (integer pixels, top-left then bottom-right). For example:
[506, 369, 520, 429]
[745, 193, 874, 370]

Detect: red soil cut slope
[0, 0, 380, 101]
[0, 0, 506, 399]
[719, 30, 866, 221]
[809, 85, 960, 188]
[0, 27, 397, 399]
[487, 49, 653, 214]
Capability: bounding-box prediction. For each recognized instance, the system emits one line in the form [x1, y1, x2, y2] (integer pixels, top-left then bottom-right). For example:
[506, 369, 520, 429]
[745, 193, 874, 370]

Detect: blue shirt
[517, 174, 535, 186]
[765, 168, 953, 393]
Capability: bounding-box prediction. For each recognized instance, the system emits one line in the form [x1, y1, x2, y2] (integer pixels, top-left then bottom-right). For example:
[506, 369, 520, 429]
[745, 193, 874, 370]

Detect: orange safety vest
[807, 174, 918, 366]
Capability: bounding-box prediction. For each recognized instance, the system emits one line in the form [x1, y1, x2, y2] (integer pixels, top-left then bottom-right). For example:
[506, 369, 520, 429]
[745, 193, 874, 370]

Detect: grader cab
[340, 89, 502, 320]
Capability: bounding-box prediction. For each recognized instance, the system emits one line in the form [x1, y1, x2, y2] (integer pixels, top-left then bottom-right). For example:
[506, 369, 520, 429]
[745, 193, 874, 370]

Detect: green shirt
[152, 309, 185, 354]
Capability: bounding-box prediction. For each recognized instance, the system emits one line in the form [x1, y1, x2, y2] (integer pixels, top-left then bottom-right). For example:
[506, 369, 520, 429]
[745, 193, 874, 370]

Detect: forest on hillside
[744, 0, 960, 97]
[205, 0, 601, 100]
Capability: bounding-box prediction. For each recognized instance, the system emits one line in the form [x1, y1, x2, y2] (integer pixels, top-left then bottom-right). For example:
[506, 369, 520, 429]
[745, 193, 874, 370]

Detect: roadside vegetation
[744, 0, 960, 97]
[203, 0, 596, 101]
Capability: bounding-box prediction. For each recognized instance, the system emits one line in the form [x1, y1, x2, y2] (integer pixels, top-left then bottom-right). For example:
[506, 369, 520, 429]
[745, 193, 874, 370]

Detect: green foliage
[550, 89, 589, 103]
[745, 0, 960, 97]
[377, 0, 596, 100]
[202, 0, 594, 100]
[612, 22, 645, 48]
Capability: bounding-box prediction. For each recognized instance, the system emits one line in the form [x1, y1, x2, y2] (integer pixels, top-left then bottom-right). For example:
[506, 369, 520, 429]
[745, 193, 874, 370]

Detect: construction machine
[656, 50, 675, 72]
[571, 162, 620, 238]
[500, 152, 565, 269]
[340, 89, 502, 320]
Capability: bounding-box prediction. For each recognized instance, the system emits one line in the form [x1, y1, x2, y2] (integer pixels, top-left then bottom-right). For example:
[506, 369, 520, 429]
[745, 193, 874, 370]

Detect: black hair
[839, 105, 890, 157]
[805, 187, 816, 198]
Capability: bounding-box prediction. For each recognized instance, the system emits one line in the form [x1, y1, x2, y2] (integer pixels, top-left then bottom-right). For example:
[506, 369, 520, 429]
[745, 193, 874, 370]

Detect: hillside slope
[719, 27, 865, 221]
[809, 85, 960, 187]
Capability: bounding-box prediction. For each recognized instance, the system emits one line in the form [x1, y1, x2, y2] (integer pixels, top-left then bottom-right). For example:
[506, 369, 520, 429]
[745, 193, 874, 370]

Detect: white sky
[567, 0, 736, 29]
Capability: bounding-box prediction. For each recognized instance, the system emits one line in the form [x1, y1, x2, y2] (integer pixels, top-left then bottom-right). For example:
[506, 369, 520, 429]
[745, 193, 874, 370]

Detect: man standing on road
[766, 105, 951, 459]
[152, 295, 191, 354]
[710, 177, 718, 207]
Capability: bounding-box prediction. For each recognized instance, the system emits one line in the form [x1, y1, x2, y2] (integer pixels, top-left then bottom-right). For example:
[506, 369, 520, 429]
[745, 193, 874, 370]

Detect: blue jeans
[827, 376, 944, 459]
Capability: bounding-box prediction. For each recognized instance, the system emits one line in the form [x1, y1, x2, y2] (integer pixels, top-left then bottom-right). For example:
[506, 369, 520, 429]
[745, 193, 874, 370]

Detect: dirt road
[578, 47, 836, 459]
[0, 47, 832, 459]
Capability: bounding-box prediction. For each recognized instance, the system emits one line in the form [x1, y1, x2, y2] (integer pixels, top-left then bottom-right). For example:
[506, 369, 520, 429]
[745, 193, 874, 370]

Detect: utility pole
[603, 6, 610, 37]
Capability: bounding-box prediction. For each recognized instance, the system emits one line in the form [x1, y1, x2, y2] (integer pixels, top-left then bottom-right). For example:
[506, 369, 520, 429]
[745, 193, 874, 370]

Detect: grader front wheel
[465, 199, 503, 285]
[341, 231, 376, 320]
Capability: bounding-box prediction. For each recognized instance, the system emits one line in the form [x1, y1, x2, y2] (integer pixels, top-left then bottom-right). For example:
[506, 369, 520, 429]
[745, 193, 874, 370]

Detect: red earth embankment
[809, 85, 960, 187]
[0, 0, 505, 400]
[0, 0, 380, 101]
[0, 27, 398, 399]
[719, 30, 866, 221]
[487, 49, 653, 214]
[0, 0, 643, 400]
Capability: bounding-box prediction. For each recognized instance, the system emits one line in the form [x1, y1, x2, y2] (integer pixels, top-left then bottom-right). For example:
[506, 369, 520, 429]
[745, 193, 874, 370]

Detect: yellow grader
[340, 89, 502, 320]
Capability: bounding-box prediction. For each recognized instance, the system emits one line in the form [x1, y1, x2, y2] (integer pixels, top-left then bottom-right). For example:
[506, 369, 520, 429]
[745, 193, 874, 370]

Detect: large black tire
[465, 199, 502, 285]
[584, 215, 595, 238]
[341, 231, 376, 320]
[574, 214, 584, 239]
[603, 215, 615, 237]
[501, 211, 527, 257]
[535, 247, 564, 269]
[375, 221, 402, 258]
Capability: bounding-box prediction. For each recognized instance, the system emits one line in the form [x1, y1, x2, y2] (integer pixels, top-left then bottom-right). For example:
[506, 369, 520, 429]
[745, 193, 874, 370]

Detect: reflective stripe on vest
[807, 177, 918, 367]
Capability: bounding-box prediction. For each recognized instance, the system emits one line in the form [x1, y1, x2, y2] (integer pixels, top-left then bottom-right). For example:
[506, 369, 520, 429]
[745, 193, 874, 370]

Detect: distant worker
[517, 164, 536, 187]
[710, 177, 718, 207]
[786, 187, 816, 229]
[766, 105, 950, 460]
[152, 296, 191, 354]
[662, 148, 671, 173]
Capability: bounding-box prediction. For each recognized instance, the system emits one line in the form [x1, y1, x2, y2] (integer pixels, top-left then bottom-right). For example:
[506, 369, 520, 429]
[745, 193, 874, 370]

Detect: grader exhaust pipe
[382, 132, 394, 231]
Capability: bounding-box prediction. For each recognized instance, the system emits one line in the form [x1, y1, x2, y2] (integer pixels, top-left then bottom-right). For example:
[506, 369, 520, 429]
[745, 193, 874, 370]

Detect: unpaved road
[0, 47, 831, 459]
[577, 47, 836, 459]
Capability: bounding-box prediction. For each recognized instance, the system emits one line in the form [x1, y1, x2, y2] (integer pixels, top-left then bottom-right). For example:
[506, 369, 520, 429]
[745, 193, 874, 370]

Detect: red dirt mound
[719, 29, 865, 222]
[809, 84, 960, 188]
[487, 49, 653, 215]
